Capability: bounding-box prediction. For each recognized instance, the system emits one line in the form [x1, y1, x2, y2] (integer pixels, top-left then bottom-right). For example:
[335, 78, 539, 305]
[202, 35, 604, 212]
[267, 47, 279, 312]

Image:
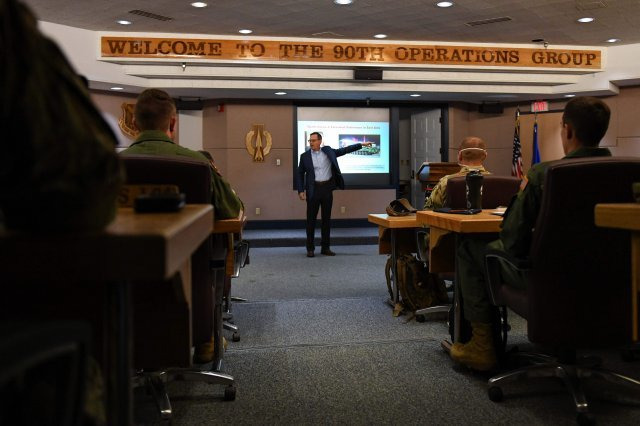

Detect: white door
[411, 110, 442, 209]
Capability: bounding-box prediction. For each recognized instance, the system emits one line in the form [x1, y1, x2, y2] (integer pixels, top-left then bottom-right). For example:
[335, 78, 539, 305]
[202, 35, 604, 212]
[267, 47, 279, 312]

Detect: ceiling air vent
[311, 31, 345, 38]
[575, 1, 607, 11]
[128, 10, 173, 22]
[465, 16, 512, 27]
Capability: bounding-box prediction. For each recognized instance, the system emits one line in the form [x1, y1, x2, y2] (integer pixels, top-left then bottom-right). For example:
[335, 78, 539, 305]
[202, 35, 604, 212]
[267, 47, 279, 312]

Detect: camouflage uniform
[457, 147, 612, 323]
[424, 165, 491, 210]
[123, 130, 243, 219]
[0, 0, 123, 232]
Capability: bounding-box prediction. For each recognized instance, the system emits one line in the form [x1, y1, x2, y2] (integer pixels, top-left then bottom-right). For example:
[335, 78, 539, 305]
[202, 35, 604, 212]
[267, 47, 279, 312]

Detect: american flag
[512, 108, 524, 179]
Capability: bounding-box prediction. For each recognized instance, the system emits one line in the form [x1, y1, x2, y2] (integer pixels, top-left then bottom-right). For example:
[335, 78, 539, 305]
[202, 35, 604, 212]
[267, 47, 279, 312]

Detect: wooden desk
[213, 215, 248, 276]
[417, 210, 503, 273]
[210, 214, 247, 369]
[368, 214, 419, 306]
[416, 210, 503, 342]
[595, 203, 640, 342]
[0, 204, 213, 425]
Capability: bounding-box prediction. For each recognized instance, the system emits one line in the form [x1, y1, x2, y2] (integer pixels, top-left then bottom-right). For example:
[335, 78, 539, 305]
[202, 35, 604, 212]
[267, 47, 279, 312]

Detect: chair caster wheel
[232, 333, 240, 342]
[416, 315, 426, 323]
[224, 385, 236, 401]
[576, 412, 595, 425]
[620, 347, 639, 362]
[488, 386, 503, 402]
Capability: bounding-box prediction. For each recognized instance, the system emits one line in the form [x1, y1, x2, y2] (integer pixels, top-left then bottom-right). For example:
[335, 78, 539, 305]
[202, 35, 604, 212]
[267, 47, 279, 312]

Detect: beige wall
[448, 87, 640, 176]
[92, 86, 640, 222]
[201, 103, 394, 222]
[90, 91, 137, 146]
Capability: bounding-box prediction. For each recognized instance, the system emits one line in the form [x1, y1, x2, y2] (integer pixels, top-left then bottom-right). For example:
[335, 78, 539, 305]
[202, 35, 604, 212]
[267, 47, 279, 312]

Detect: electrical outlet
[340, 206, 346, 213]
[276, 158, 281, 166]
[255, 207, 261, 215]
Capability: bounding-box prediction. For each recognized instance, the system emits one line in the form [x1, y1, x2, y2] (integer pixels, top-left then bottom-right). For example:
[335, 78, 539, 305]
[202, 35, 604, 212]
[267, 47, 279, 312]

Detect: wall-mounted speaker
[478, 102, 504, 114]
[175, 99, 204, 111]
[354, 68, 383, 81]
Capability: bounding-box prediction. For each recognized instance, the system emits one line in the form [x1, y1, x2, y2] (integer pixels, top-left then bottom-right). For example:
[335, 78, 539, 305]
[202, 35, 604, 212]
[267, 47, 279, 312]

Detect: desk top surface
[595, 203, 640, 231]
[368, 214, 418, 229]
[212, 214, 247, 234]
[0, 204, 213, 281]
[416, 209, 503, 233]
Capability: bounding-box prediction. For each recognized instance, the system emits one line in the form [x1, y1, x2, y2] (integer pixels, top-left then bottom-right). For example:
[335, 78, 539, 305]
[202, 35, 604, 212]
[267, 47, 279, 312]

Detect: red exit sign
[531, 101, 549, 112]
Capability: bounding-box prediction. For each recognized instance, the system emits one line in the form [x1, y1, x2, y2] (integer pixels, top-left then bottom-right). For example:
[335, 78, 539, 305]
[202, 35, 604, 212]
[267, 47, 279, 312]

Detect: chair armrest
[485, 248, 531, 271]
[484, 248, 531, 306]
[415, 229, 429, 263]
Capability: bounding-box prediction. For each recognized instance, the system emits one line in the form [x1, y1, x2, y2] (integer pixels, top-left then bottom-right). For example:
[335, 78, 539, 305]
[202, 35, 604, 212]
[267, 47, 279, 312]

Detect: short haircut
[562, 96, 610, 147]
[458, 136, 486, 162]
[134, 89, 176, 132]
[309, 131, 323, 140]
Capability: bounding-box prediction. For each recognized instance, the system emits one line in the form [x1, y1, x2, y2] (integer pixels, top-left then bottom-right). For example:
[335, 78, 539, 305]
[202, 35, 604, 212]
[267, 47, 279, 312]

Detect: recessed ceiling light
[275, 91, 287, 96]
[410, 94, 421, 97]
[116, 20, 132, 25]
[606, 38, 620, 43]
[436, 1, 454, 7]
[238, 29, 253, 34]
[334, 0, 353, 5]
[374, 34, 387, 39]
[577, 17, 594, 23]
[110, 87, 124, 91]
[191, 2, 207, 7]
[564, 94, 575, 98]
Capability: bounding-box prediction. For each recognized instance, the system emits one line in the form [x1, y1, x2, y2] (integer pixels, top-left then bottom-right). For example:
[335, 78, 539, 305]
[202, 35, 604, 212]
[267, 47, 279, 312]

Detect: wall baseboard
[245, 218, 374, 230]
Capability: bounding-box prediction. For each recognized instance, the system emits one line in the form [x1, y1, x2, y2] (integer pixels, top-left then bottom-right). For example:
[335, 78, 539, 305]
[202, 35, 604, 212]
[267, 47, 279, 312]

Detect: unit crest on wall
[245, 124, 272, 162]
[118, 102, 137, 138]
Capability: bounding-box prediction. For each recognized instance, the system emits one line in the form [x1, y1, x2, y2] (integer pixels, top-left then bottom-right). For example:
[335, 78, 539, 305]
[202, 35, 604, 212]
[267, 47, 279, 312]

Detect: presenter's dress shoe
[306, 250, 315, 257]
[321, 249, 336, 256]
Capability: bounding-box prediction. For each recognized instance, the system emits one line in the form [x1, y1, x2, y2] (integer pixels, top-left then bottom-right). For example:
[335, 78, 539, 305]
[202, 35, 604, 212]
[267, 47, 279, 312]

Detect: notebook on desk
[490, 207, 507, 216]
[433, 208, 481, 215]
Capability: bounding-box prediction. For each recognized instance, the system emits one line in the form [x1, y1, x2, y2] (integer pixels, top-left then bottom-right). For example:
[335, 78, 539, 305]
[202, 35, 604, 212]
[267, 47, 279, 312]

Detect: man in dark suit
[297, 132, 372, 257]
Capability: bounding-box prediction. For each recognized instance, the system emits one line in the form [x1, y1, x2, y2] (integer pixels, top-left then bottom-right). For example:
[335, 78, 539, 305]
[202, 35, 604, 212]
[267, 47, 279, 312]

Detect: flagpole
[532, 112, 541, 165]
[512, 108, 524, 179]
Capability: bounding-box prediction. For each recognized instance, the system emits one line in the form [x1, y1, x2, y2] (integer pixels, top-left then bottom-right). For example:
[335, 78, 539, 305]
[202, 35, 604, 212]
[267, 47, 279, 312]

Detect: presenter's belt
[315, 180, 332, 186]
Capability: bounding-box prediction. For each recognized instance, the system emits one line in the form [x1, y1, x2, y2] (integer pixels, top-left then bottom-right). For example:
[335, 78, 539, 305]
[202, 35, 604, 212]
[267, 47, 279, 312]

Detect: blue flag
[532, 115, 541, 165]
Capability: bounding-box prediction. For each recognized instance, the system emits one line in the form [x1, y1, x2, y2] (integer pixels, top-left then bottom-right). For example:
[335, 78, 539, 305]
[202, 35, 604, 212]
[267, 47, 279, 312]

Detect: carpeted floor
[140, 244, 640, 425]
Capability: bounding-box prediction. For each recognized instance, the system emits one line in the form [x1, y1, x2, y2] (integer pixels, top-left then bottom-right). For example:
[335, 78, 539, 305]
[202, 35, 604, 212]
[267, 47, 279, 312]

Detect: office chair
[121, 154, 236, 418]
[445, 175, 521, 209]
[0, 322, 90, 426]
[414, 230, 451, 320]
[223, 238, 250, 342]
[484, 157, 640, 424]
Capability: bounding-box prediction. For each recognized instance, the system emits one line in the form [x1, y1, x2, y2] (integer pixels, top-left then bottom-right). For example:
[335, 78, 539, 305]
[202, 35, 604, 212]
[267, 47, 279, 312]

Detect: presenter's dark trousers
[306, 181, 335, 252]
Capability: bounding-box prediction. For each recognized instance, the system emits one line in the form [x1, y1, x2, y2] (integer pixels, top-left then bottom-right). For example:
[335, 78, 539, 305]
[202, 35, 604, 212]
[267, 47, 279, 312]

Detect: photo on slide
[339, 134, 381, 156]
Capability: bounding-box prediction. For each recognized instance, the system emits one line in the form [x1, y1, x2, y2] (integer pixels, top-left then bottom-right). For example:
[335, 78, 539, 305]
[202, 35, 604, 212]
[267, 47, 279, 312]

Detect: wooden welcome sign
[101, 36, 602, 70]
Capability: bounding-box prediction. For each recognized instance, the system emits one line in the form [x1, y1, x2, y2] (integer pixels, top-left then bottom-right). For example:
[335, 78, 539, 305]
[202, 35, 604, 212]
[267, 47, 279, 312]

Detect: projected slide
[297, 119, 389, 174]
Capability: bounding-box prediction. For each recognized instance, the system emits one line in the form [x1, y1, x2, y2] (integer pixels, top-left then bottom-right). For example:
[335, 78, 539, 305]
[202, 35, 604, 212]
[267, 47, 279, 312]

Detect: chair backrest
[0, 322, 90, 426]
[120, 154, 216, 364]
[446, 175, 521, 209]
[527, 157, 640, 348]
[120, 154, 211, 204]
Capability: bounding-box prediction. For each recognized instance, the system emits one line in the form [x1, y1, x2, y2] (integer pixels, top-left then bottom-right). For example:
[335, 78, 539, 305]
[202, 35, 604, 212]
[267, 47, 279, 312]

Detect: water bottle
[465, 171, 483, 210]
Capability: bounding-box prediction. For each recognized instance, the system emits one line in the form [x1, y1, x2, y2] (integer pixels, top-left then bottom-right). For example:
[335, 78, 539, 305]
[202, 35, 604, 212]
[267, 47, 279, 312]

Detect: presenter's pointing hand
[299, 192, 306, 201]
[362, 142, 373, 147]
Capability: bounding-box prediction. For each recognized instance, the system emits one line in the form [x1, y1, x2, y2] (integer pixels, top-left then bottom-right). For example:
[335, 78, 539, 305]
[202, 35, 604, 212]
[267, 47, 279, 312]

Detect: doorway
[410, 109, 443, 209]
